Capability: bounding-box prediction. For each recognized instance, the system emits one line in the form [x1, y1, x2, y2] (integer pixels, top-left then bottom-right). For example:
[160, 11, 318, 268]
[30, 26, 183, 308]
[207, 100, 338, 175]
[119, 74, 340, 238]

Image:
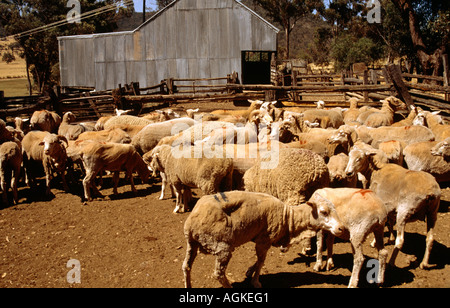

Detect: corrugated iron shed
[58, 0, 279, 91]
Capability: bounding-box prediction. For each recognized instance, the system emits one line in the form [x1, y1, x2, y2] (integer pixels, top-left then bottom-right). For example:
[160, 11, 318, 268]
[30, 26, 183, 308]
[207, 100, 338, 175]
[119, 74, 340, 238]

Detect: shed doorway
[241, 50, 275, 84]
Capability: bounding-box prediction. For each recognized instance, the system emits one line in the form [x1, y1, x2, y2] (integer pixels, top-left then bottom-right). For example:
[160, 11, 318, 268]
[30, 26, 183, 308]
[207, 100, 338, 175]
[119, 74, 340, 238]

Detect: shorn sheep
[0, 141, 22, 206]
[182, 191, 345, 288]
[312, 188, 388, 288]
[77, 141, 150, 201]
[345, 143, 441, 269]
[22, 131, 69, 195]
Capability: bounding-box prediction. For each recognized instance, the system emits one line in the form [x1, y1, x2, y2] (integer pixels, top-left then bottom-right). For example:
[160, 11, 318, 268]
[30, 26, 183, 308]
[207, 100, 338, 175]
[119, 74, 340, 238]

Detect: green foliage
[331, 34, 383, 71]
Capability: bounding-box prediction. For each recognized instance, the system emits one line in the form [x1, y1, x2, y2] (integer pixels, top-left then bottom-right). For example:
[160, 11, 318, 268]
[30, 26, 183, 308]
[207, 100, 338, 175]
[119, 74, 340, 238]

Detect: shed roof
[58, 0, 279, 41]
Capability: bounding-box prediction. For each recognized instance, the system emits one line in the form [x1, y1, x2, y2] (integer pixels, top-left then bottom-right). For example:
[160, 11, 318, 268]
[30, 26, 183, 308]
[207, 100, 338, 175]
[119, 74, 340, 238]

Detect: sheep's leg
[182, 240, 199, 288]
[314, 230, 324, 271]
[182, 187, 192, 212]
[213, 249, 233, 288]
[388, 221, 406, 267]
[159, 172, 167, 200]
[60, 167, 69, 192]
[373, 226, 388, 285]
[348, 241, 364, 288]
[112, 171, 120, 195]
[83, 169, 102, 201]
[248, 241, 270, 288]
[420, 211, 437, 269]
[0, 170, 8, 205]
[325, 233, 336, 271]
[128, 171, 137, 194]
[173, 185, 184, 213]
[11, 166, 20, 204]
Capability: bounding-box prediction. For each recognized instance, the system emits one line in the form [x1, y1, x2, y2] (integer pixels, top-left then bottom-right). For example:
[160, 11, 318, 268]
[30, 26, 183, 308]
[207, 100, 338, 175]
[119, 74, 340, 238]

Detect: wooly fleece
[243, 148, 330, 205]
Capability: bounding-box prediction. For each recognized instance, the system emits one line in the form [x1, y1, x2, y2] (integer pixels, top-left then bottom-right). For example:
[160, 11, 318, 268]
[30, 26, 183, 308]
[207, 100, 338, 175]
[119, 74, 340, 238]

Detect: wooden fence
[0, 61, 448, 122]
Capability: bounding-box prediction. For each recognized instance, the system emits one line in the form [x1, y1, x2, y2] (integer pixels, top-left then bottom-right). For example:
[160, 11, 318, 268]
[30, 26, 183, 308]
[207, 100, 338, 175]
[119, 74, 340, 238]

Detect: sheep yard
[0, 99, 449, 289]
[0, 179, 449, 289]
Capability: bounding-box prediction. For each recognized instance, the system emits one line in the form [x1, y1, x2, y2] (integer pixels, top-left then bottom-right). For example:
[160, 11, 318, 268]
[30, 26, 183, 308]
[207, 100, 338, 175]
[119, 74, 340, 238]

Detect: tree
[156, 0, 172, 10]
[252, 0, 324, 59]
[0, 0, 133, 93]
[390, 0, 449, 75]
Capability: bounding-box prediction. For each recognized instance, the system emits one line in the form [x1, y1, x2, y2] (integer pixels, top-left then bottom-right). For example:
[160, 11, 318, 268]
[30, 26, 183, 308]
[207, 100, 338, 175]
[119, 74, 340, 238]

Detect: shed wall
[58, 0, 278, 90]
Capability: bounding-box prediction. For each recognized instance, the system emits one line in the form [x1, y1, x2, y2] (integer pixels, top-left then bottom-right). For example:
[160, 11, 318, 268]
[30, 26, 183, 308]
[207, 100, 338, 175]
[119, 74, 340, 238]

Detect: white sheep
[29, 110, 61, 133]
[22, 131, 69, 195]
[345, 143, 441, 269]
[0, 141, 22, 206]
[413, 110, 450, 142]
[358, 96, 406, 127]
[131, 117, 197, 155]
[403, 140, 450, 183]
[431, 137, 450, 158]
[182, 190, 345, 288]
[312, 188, 388, 288]
[58, 112, 93, 140]
[103, 115, 152, 130]
[144, 144, 234, 213]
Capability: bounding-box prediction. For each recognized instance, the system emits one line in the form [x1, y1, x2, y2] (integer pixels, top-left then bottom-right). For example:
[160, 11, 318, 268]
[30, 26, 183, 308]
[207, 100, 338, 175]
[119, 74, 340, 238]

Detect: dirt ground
[0, 101, 449, 289]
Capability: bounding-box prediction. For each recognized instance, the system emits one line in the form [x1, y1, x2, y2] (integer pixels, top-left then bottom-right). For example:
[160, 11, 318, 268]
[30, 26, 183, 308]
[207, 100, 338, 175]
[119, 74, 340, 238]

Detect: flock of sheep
[0, 96, 448, 288]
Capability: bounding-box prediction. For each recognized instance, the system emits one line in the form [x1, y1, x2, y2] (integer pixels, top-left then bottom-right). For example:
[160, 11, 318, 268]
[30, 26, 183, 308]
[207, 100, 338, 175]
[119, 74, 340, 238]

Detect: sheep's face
[431, 139, 450, 158]
[307, 194, 345, 237]
[39, 135, 67, 157]
[328, 129, 348, 145]
[345, 147, 370, 177]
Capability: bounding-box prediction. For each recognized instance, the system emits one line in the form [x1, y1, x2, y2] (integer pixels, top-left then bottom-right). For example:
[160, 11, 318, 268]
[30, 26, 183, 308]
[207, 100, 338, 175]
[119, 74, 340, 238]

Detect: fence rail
[0, 60, 448, 122]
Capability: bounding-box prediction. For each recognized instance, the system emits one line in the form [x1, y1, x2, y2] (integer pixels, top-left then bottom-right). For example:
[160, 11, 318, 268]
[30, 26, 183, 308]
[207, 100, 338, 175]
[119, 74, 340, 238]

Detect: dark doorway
[241, 50, 275, 84]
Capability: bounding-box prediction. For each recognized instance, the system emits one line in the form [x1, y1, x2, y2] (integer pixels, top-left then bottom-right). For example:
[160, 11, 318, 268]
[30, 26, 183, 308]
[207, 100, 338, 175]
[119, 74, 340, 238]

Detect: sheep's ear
[305, 201, 319, 219]
[431, 111, 441, 115]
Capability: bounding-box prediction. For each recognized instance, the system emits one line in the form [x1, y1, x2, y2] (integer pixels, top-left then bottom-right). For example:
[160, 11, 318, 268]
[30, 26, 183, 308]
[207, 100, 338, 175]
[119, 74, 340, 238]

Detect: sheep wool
[243, 148, 330, 205]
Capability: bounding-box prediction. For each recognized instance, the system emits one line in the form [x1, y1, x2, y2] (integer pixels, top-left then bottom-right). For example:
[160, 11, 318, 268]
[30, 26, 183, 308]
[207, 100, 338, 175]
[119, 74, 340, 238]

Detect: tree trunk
[25, 56, 32, 96]
[391, 0, 446, 76]
[285, 27, 290, 59]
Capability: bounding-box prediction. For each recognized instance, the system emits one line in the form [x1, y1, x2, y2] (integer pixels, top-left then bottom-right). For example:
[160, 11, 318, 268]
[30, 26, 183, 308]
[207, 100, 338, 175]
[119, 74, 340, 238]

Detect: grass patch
[0, 78, 32, 97]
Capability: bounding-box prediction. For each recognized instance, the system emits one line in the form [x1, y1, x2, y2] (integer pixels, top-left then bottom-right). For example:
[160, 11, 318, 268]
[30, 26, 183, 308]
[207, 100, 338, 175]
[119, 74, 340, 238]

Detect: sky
[133, 0, 159, 12]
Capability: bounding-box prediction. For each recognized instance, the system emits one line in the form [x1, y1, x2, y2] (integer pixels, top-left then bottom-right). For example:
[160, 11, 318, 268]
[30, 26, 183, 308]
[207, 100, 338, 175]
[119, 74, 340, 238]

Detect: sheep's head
[431, 138, 450, 159]
[39, 134, 68, 165]
[383, 96, 407, 111]
[143, 150, 160, 177]
[63, 112, 76, 124]
[306, 192, 345, 237]
[345, 144, 376, 177]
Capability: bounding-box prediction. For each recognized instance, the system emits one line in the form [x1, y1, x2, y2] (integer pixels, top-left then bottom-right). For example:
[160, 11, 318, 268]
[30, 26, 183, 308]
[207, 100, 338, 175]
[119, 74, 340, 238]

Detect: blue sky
[133, 0, 158, 12]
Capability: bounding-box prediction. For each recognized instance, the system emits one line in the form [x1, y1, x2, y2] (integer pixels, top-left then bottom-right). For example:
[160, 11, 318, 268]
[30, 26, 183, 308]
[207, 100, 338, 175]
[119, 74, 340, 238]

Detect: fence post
[0, 91, 4, 108]
[442, 54, 449, 102]
[385, 64, 414, 110]
[363, 70, 369, 103]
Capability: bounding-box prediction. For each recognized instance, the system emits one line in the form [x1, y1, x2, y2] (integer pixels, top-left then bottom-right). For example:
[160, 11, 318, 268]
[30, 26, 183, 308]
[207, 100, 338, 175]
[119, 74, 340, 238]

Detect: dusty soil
[0, 101, 449, 289]
[0, 175, 449, 289]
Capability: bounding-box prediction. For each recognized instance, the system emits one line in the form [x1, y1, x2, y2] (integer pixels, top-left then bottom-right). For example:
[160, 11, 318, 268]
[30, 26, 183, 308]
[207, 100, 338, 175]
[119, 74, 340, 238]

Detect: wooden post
[442, 54, 449, 101]
[385, 64, 414, 110]
[0, 91, 4, 108]
[363, 70, 369, 103]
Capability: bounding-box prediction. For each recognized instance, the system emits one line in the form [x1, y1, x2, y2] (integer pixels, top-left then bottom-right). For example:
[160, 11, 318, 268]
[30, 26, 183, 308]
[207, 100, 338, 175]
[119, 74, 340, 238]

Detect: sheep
[312, 188, 388, 288]
[131, 117, 197, 155]
[355, 124, 435, 148]
[76, 128, 132, 144]
[243, 148, 330, 206]
[403, 140, 450, 183]
[58, 112, 93, 140]
[182, 190, 345, 288]
[103, 115, 152, 130]
[391, 104, 418, 127]
[14, 117, 30, 139]
[144, 144, 233, 213]
[77, 141, 150, 201]
[0, 141, 22, 206]
[302, 107, 344, 129]
[344, 143, 441, 269]
[413, 110, 450, 142]
[358, 96, 407, 128]
[327, 153, 357, 188]
[431, 137, 450, 159]
[29, 110, 61, 133]
[22, 131, 69, 195]
[94, 116, 112, 131]
[343, 98, 361, 124]
[378, 140, 403, 165]
[210, 99, 263, 120]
